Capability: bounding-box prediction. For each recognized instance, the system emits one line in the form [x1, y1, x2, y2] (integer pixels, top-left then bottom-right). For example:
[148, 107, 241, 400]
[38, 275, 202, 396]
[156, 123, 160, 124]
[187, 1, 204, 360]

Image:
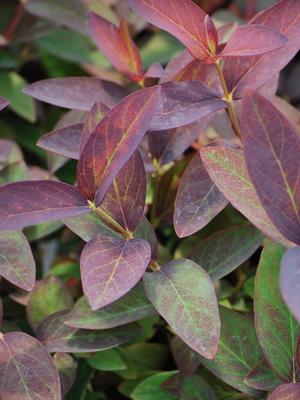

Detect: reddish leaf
[280, 247, 300, 323]
[37, 310, 140, 353]
[174, 152, 228, 237]
[201, 145, 293, 247]
[89, 13, 144, 82]
[268, 383, 300, 400]
[0, 331, 61, 399]
[81, 235, 151, 310]
[80, 103, 108, 155]
[241, 91, 300, 245]
[0, 181, 89, 231]
[77, 86, 160, 205]
[244, 358, 281, 392]
[127, 0, 210, 60]
[100, 152, 146, 232]
[220, 25, 287, 58]
[150, 81, 226, 131]
[23, 77, 127, 110]
[0, 96, 9, 111]
[0, 231, 35, 291]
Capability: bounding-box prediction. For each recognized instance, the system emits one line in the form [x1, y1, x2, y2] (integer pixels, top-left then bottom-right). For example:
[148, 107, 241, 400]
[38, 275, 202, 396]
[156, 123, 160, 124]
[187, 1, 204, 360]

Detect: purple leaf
[244, 358, 281, 392]
[77, 86, 160, 205]
[268, 383, 300, 400]
[150, 81, 226, 131]
[81, 235, 151, 310]
[0, 181, 89, 231]
[170, 336, 201, 376]
[241, 91, 300, 245]
[0, 231, 35, 291]
[53, 353, 76, 398]
[174, 152, 228, 237]
[0, 331, 61, 399]
[144, 259, 220, 359]
[36, 310, 140, 353]
[0, 96, 9, 112]
[23, 77, 127, 110]
[80, 103, 108, 155]
[280, 247, 300, 323]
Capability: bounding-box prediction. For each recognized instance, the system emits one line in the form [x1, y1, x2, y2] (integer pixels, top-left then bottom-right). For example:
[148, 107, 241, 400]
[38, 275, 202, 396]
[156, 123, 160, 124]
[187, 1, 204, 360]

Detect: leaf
[0, 181, 89, 231]
[65, 282, 156, 329]
[89, 13, 144, 81]
[0, 231, 35, 291]
[254, 240, 300, 381]
[174, 152, 228, 237]
[81, 235, 151, 310]
[268, 383, 300, 400]
[127, 0, 209, 60]
[134, 217, 158, 260]
[0, 72, 36, 122]
[170, 335, 201, 376]
[26, 276, 74, 331]
[36, 310, 140, 353]
[200, 307, 263, 396]
[77, 86, 160, 204]
[244, 358, 281, 392]
[280, 247, 300, 323]
[53, 353, 76, 398]
[241, 91, 300, 245]
[190, 223, 263, 281]
[87, 349, 127, 371]
[201, 145, 292, 247]
[144, 259, 220, 359]
[131, 371, 177, 400]
[220, 24, 287, 58]
[150, 81, 226, 131]
[0, 96, 9, 111]
[23, 77, 127, 110]
[0, 331, 61, 399]
[64, 360, 93, 400]
[163, 374, 217, 400]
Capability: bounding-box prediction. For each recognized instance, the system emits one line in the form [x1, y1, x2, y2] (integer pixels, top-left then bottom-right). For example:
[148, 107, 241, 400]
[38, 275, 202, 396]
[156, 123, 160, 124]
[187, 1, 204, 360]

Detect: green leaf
[131, 371, 177, 400]
[254, 240, 300, 381]
[87, 349, 126, 371]
[0, 72, 36, 122]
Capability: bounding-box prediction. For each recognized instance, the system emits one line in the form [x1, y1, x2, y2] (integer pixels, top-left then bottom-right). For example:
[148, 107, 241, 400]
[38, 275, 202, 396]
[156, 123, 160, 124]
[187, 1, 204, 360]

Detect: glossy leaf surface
[0, 332, 61, 399]
[81, 235, 151, 310]
[0, 181, 89, 231]
[77, 86, 160, 204]
[37, 310, 140, 353]
[65, 283, 156, 329]
[174, 152, 228, 237]
[0, 231, 35, 291]
[280, 247, 300, 323]
[144, 259, 220, 359]
[254, 240, 300, 381]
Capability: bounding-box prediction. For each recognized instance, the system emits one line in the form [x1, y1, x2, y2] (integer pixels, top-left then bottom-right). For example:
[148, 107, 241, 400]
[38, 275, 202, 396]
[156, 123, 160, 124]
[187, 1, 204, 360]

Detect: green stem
[215, 61, 243, 140]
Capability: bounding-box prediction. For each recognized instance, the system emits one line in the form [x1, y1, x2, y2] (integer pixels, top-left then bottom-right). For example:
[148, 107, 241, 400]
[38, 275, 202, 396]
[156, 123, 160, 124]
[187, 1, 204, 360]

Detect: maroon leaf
[36, 310, 140, 353]
[244, 358, 281, 392]
[77, 86, 160, 205]
[0, 331, 61, 399]
[0, 231, 35, 291]
[0, 96, 9, 111]
[89, 13, 144, 82]
[81, 235, 151, 310]
[170, 335, 201, 376]
[80, 103, 108, 155]
[0, 181, 89, 231]
[150, 81, 226, 131]
[174, 152, 228, 237]
[280, 247, 300, 323]
[23, 77, 127, 110]
[220, 25, 287, 58]
[241, 91, 300, 245]
[268, 383, 300, 400]
[100, 152, 146, 232]
[127, 0, 210, 60]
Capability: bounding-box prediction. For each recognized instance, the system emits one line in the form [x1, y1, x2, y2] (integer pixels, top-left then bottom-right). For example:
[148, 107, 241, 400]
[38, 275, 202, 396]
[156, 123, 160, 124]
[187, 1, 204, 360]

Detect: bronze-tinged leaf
[0, 181, 90, 231]
[174, 152, 228, 238]
[143, 259, 220, 359]
[241, 91, 300, 245]
[36, 310, 140, 353]
[100, 152, 146, 232]
[23, 77, 127, 110]
[280, 247, 300, 323]
[0, 331, 61, 399]
[77, 86, 160, 205]
[81, 235, 151, 310]
[268, 383, 300, 400]
[0, 231, 35, 291]
[201, 145, 292, 247]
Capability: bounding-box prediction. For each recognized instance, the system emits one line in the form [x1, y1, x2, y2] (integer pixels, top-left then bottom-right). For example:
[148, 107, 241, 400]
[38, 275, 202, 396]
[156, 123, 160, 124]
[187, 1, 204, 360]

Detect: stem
[150, 260, 160, 271]
[150, 159, 161, 226]
[88, 200, 133, 240]
[1, 0, 25, 47]
[215, 61, 243, 140]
